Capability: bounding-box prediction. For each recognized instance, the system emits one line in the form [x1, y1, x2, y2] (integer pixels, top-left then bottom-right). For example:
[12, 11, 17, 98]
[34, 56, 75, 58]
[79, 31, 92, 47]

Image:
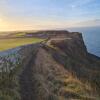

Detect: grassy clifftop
[0, 31, 100, 100]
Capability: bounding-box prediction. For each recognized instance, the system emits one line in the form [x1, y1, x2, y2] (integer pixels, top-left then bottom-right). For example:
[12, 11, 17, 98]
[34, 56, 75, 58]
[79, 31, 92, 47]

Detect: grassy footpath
[0, 38, 43, 51]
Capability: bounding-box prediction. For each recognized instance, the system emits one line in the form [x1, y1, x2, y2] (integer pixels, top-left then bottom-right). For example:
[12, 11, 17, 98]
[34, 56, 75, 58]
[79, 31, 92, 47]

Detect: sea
[68, 26, 100, 57]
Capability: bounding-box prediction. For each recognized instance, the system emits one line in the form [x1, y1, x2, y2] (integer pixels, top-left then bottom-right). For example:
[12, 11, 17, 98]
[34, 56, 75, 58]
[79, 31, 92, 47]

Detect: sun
[0, 18, 3, 22]
[0, 18, 4, 26]
[0, 17, 9, 31]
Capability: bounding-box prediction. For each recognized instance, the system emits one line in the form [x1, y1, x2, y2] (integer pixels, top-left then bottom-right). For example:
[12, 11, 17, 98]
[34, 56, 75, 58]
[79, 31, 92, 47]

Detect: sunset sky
[0, 0, 100, 31]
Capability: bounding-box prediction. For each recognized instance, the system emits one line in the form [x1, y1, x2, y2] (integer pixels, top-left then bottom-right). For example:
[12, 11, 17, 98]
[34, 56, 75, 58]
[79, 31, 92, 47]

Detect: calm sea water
[68, 26, 100, 57]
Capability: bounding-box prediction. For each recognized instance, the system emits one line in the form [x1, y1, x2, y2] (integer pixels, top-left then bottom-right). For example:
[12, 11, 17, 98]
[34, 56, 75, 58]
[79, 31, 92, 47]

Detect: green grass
[0, 38, 43, 51]
[12, 32, 26, 37]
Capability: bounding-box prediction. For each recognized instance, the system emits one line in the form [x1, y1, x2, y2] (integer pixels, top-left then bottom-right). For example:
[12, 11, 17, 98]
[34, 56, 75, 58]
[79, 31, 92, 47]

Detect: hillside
[0, 31, 100, 100]
[0, 30, 81, 39]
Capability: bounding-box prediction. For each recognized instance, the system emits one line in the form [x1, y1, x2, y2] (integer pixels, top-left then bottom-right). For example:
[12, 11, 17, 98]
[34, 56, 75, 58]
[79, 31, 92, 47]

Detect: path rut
[19, 48, 38, 100]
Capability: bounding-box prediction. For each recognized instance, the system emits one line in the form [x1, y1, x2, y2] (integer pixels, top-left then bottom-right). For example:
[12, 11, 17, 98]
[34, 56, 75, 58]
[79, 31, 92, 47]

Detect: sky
[0, 0, 100, 31]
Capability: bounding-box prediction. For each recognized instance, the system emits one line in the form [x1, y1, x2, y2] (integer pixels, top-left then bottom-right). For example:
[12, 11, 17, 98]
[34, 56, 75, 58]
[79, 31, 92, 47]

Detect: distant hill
[0, 30, 80, 39]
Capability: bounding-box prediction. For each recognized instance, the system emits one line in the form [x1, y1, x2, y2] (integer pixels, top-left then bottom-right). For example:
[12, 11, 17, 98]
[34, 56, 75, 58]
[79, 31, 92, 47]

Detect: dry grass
[0, 38, 43, 51]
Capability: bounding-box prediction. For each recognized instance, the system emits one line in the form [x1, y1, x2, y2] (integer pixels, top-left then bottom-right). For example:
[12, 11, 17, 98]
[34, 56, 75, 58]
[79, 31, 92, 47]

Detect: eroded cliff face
[0, 31, 100, 100]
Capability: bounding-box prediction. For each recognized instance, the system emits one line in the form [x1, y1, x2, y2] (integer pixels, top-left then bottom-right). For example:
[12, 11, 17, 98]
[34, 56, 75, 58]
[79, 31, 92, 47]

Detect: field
[0, 37, 43, 51]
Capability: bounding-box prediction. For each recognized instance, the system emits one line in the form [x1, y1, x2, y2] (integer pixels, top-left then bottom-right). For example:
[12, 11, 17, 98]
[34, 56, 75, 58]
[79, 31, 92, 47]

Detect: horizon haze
[0, 0, 100, 31]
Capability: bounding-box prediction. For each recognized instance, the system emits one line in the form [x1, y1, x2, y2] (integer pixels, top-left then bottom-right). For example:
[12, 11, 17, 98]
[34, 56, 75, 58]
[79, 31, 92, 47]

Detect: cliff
[0, 30, 100, 100]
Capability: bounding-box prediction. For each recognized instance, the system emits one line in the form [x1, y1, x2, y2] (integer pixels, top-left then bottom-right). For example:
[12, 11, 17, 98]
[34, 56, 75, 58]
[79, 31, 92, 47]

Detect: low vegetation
[0, 31, 100, 100]
[0, 38, 43, 51]
[0, 53, 22, 100]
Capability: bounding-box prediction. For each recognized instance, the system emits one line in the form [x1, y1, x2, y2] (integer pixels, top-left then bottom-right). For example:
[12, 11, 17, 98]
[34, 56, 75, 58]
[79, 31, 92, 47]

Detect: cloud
[0, 16, 78, 31]
[76, 19, 100, 27]
[0, 0, 100, 31]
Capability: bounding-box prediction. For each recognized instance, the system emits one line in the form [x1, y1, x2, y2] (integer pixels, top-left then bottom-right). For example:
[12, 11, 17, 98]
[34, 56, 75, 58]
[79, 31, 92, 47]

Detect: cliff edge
[18, 31, 100, 100]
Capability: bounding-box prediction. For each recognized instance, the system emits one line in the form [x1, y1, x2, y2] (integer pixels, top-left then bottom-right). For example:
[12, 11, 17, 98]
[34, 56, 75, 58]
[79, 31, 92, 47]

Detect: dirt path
[46, 37, 72, 45]
[19, 48, 38, 100]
